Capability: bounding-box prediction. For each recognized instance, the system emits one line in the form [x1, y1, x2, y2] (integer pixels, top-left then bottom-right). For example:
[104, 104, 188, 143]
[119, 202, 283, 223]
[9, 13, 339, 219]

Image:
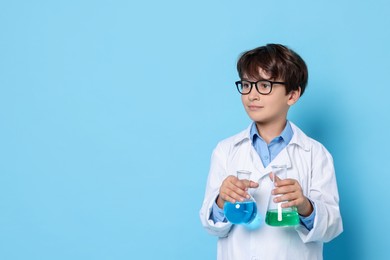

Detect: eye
[258, 81, 271, 89]
[242, 82, 251, 89]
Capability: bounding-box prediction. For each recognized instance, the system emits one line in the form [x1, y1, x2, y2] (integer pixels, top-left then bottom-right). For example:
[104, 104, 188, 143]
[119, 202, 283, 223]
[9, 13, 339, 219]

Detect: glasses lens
[257, 81, 272, 94]
[237, 81, 251, 94]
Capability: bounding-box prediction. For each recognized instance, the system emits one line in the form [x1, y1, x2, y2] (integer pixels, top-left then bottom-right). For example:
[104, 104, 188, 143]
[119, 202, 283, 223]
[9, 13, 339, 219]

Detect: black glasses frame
[235, 80, 286, 95]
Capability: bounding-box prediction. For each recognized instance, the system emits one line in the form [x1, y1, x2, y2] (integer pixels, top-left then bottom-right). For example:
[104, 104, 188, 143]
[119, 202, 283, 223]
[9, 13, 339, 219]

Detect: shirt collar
[232, 121, 310, 151]
[249, 121, 293, 145]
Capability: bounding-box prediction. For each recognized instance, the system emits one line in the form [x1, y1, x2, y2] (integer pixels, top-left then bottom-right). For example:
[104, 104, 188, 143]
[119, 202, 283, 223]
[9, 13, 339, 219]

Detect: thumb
[269, 172, 282, 185]
[249, 180, 259, 188]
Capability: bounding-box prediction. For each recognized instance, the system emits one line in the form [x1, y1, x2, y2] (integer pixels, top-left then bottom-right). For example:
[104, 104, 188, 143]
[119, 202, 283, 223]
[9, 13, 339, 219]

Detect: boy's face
[241, 68, 300, 125]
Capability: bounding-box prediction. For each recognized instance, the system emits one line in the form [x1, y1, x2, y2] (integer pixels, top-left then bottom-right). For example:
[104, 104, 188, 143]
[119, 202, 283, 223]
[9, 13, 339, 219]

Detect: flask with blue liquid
[223, 170, 262, 229]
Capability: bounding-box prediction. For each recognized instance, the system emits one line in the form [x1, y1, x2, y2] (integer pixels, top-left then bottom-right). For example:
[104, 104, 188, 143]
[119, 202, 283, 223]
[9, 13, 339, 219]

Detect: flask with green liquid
[265, 165, 299, 227]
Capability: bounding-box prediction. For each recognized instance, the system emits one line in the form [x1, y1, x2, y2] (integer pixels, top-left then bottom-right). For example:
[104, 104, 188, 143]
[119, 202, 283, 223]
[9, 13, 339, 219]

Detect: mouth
[248, 105, 264, 111]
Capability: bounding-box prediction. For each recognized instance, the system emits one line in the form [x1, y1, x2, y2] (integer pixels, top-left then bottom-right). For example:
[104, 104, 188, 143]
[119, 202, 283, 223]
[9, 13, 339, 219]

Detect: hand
[270, 173, 313, 217]
[216, 175, 259, 209]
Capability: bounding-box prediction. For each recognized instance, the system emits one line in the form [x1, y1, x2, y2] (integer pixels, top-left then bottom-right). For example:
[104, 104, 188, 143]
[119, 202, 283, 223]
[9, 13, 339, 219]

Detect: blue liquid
[244, 213, 263, 230]
[224, 201, 257, 224]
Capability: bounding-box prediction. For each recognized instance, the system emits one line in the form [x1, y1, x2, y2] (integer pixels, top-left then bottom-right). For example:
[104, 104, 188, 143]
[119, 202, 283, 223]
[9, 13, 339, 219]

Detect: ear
[287, 87, 301, 106]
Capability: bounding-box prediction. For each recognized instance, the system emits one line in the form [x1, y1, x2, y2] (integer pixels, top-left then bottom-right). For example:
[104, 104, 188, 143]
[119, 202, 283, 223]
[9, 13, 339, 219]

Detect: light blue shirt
[251, 121, 293, 168]
[210, 121, 316, 230]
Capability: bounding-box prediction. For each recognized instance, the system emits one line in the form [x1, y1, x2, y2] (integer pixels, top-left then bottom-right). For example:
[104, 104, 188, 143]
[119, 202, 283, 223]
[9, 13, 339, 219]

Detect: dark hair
[237, 43, 308, 96]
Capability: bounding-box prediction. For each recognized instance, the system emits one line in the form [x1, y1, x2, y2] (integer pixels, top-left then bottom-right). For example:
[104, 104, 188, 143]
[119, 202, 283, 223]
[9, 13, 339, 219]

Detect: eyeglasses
[235, 80, 286, 95]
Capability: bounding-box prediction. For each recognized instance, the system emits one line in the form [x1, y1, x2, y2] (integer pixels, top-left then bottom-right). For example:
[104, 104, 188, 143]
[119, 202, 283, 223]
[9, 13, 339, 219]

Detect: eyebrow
[241, 77, 274, 82]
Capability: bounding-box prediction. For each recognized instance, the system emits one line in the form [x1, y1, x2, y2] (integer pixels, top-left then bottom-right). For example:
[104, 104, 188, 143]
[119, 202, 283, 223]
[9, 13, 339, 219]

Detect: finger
[281, 201, 295, 208]
[269, 172, 275, 182]
[221, 176, 256, 202]
[229, 180, 252, 200]
[269, 172, 282, 185]
[221, 193, 239, 204]
[238, 180, 259, 195]
[273, 188, 306, 208]
[274, 191, 298, 203]
[221, 176, 242, 193]
[232, 178, 250, 190]
[279, 196, 306, 209]
[272, 184, 297, 195]
[220, 191, 244, 204]
[225, 175, 238, 184]
[233, 186, 251, 200]
[222, 182, 249, 202]
[277, 178, 296, 186]
[274, 179, 299, 190]
[222, 189, 247, 203]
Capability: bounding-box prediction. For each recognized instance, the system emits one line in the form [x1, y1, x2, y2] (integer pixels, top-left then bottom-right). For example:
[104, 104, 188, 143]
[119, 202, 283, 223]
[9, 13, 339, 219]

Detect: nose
[247, 84, 260, 101]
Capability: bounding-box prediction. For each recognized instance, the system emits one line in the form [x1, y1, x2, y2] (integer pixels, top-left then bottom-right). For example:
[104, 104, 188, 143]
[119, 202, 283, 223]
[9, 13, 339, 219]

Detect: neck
[255, 119, 287, 144]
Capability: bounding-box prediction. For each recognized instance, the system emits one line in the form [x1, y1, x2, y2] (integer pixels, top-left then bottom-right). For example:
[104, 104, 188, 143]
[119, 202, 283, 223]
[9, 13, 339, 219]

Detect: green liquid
[265, 208, 299, 227]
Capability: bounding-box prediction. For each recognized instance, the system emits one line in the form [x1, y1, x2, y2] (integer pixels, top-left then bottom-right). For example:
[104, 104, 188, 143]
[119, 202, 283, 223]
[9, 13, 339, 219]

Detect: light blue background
[1, 0, 389, 259]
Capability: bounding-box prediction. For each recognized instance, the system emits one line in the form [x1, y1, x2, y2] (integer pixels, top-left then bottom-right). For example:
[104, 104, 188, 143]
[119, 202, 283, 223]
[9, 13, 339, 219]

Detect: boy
[199, 44, 343, 260]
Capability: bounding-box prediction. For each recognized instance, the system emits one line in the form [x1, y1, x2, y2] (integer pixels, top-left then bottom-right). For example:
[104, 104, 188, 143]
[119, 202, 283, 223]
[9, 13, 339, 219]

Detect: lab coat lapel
[266, 147, 292, 172]
[254, 147, 292, 182]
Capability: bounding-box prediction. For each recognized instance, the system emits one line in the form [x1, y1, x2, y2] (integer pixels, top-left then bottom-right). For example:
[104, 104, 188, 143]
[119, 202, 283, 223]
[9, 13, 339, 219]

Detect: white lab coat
[200, 122, 343, 260]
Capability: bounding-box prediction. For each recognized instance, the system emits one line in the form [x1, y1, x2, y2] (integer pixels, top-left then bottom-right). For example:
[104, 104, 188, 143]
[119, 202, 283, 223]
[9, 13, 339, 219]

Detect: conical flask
[265, 165, 299, 227]
[223, 170, 262, 229]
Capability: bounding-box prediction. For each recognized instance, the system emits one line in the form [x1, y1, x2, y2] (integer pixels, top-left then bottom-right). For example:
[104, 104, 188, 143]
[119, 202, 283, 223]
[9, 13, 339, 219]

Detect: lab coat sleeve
[296, 144, 343, 243]
[199, 143, 233, 237]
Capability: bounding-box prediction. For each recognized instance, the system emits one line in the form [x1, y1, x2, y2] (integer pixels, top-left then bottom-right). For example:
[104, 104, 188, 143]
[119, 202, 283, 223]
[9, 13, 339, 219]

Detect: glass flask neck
[271, 165, 287, 184]
[237, 170, 251, 180]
